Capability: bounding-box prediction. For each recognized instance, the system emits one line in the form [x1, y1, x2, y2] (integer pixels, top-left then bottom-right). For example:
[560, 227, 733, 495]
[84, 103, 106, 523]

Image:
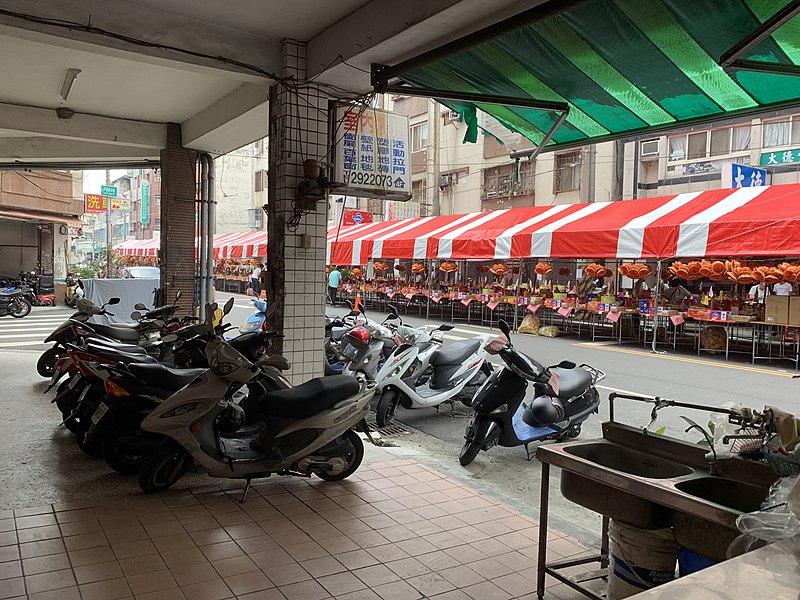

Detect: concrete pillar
[267, 40, 329, 384]
[160, 123, 198, 309]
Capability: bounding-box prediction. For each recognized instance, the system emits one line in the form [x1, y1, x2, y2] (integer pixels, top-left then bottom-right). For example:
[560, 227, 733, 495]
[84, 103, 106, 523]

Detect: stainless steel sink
[675, 477, 769, 513]
[565, 442, 694, 479]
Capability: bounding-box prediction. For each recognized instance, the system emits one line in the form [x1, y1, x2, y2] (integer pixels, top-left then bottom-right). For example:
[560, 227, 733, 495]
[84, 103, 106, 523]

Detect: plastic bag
[727, 475, 800, 559]
[518, 314, 541, 335]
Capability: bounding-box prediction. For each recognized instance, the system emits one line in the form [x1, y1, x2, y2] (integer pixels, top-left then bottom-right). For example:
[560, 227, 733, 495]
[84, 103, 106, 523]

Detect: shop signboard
[334, 105, 411, 201]
[342, 209, 373, 225]
[732, 163, 766, 187]
[140, 180, 151, 224]
[760, 148, 800, 166]
[110, 197, 130, 210]
[385, 200, 421, 221]
[101, 185, 118, 197]
[84, 194, 108, 214]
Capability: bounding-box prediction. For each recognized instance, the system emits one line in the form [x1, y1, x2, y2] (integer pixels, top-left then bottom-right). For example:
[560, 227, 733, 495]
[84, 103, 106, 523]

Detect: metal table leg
[537, 462, 550, 600]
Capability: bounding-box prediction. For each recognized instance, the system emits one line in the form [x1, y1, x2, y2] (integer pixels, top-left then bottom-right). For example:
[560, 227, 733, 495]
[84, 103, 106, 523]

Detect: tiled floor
[0, 460, 592, 600]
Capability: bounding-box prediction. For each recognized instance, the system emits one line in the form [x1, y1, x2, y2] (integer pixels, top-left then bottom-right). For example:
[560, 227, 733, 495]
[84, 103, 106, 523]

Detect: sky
[82, 169, 128, 194]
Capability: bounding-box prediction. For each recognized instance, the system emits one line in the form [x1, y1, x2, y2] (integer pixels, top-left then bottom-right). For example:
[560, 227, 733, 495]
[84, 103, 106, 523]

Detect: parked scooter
[373, 314, 492, 427]
[458, 319, 605, 466]
[65, 274, 84, 308]
[238, 297, 271, 334]
[0, 283, 32, 318]
[136, 300, 376, 499]
[340, 302, 397, 381]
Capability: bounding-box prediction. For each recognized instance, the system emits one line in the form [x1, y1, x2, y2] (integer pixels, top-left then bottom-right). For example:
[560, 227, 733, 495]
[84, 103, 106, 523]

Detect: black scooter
[459, 319, 604, 466]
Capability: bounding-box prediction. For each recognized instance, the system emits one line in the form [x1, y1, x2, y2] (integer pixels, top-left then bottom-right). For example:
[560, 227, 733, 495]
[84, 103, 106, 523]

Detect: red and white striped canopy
[115, 231, 268, 259]
[327, 185, 800, 265]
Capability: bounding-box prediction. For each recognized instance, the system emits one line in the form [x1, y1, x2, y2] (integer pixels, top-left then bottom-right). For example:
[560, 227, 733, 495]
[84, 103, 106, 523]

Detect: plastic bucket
[607, 520, 678, 599]
[678, 547, 717, 576]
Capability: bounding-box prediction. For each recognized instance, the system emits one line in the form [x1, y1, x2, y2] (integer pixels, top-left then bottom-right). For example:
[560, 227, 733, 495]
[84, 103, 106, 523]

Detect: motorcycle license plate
[68, 374, 82, 390]
[91, 402, 108, 425]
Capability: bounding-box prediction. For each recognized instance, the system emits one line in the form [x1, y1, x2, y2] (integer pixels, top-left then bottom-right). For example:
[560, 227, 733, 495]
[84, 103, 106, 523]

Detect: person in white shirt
[749, 282, 767, 304]
[773, 281, 795, 296]
[251, 263, 263, 296]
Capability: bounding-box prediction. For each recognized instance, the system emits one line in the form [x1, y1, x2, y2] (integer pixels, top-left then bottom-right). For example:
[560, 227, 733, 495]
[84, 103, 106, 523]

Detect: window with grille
[411, 123, 429, 152]
[482, 162, 534, 199]
[254, 170, 265, 192]
[554, 151, 582, 193]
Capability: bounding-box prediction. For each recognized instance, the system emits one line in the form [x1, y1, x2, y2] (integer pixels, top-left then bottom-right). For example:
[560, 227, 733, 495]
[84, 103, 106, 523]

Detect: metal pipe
[725, 58, 800, 77]
[719, 0, 800, 67]
[371, 84, 569, 113]
[509, 110, 569, 160]
[651, 259, 663, 354]
[206, 155, 216, 305]
[198, 156, 208, 321]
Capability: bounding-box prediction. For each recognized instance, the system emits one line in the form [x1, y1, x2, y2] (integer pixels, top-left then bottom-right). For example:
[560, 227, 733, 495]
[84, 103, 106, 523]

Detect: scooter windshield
[500, 348, 544, 381]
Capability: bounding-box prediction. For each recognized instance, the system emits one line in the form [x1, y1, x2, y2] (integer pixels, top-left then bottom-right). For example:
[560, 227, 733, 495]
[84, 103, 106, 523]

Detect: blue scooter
[459, 319, 605, 466]
[238, 298, 270, 334]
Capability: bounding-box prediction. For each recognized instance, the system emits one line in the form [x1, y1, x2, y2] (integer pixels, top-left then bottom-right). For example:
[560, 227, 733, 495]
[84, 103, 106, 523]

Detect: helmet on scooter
[216, 403, 245, 434]
[523, 395, 564, 426]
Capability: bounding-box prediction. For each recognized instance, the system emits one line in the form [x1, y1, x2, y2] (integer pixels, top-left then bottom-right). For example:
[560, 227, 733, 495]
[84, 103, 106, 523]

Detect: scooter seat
[87, 344, 158, 364]
[86, 338, 146, 354]
[551, 367, 593, 399]
[257, 375, 359, 419]
[87, 323, 140, 342]
[127, 363, 206, 390]
[430, 339, 481, 366]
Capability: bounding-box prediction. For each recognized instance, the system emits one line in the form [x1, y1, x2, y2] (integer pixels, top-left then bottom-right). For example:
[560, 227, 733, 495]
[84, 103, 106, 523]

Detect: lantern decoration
[584, 263, 605, 277]
[411, 262, 427, 274]
[725, 261, 757, 285]
[440, 261, 458, 273]
[476, 265, 491, 273]
[620, 263, 653, 280]
[351, 267, 363, 278]
[558, 267, 572, 277]
[490, 263, 510, 276]
[534, 262, 553, 275]
[374, 261, 390, 272]
[698, 260, 714, 278]
[779, 262, 800, 283]
[395, 264, 407, 272]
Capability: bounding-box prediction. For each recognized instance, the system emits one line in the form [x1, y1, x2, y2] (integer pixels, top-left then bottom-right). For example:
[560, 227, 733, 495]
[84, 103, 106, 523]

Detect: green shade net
[398, 0, 800, 149]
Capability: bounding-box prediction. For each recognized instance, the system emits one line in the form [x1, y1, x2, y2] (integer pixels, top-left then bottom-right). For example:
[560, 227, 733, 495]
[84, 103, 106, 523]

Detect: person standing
[749, 281, 767, 304]
[773, 280, 795, 296]
[328, 266, 342, 305]
[250, 263, 262, 296]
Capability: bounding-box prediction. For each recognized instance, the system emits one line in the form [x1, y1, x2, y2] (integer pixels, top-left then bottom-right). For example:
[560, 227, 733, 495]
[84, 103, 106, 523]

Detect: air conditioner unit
[641, 139, 659, 156]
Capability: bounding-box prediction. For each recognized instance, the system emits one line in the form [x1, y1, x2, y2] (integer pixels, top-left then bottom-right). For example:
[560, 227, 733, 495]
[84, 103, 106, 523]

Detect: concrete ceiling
[0, 0, 547, 165]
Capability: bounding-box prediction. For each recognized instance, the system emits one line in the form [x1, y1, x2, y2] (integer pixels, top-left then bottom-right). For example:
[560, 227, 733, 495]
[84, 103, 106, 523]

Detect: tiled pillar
[267, 40, 329, 384]
[160, 123, 198, 310]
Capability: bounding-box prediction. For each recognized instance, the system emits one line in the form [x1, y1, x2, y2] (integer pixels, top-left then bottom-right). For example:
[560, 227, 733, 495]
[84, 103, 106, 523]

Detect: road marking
[574, 342, 794, 377]
[597, 384, 654, 397]
[0, 340, 51, 347]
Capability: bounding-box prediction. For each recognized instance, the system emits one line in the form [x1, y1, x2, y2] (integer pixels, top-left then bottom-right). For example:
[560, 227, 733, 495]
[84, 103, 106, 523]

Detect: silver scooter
[137, 299, 377, 501]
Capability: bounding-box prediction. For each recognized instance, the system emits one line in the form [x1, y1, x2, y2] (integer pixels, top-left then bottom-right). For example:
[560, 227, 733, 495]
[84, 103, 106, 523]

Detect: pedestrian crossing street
[0, 306, 73, 350]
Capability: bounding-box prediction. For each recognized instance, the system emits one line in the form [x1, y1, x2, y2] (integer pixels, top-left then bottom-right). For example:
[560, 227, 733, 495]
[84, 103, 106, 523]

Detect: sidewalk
[0, 457, 590, 600]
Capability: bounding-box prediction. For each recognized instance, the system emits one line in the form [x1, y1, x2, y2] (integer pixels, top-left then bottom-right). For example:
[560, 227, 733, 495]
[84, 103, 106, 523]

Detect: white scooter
[340, 304, 397, 382]
[374, 319, 493, 427]
[137, 299, 377, 501]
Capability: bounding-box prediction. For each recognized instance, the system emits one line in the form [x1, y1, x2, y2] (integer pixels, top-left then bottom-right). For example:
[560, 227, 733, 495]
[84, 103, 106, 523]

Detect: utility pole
[426, 100, 442, 216]
[105, 169, 112, 276]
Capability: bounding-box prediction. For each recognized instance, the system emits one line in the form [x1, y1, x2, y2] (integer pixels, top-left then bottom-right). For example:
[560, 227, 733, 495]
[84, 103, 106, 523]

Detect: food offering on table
[374, 261, 390, 273]
[535, 262, 553, 276]
[440, 261, 458, 273]
[753, 265, 784, 284]
[490, 262, 510, 276]
[620, 263, 653, 280]
[700, 325, 727, 354]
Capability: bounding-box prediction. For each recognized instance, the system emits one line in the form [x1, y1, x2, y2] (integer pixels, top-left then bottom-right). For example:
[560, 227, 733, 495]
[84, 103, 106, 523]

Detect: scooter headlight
[490, 404, 508, 415]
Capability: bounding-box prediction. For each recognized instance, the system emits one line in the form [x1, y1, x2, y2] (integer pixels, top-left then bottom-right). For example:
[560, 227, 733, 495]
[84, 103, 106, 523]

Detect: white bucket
[607, 520, 678, 599]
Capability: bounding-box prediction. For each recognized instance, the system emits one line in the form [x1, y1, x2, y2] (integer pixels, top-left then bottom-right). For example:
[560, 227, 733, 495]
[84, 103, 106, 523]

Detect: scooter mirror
[555, 360, 576, 370]
[223, 297, 235, 315]
[345, 300, 353, 310]
[175, 290, 182, 302]
[108, 298, 121, 305]
[134, 303, 147, 310]
[388, 303, 399, 314]
[130, 311, 142, 321]
[498, 319, 512, 341]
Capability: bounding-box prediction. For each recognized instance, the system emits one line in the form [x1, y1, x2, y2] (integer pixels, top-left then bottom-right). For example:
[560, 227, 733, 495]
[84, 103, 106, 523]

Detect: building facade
[0, 170, 83, 278]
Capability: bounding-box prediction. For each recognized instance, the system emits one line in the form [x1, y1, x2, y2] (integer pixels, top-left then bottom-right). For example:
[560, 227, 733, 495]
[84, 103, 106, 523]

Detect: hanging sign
[140, 180, 151, 224]
[84, 194, 108, 214]
[343, 209, 373, 225]
[334, 105, 412, 201]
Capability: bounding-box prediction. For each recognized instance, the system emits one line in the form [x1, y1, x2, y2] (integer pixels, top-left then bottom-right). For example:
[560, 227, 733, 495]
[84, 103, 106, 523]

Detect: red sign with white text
[84, 194, 109, 214]
[342, 210, 373, 226]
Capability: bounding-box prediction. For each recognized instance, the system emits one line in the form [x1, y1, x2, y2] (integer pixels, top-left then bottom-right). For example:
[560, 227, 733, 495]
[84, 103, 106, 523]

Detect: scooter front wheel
[375, 390, 399, 428]
[458, 440, 481, 466]
[315, 430, 364, 481]
[37, 347, 64, 378]
[138, 444, 191, 493]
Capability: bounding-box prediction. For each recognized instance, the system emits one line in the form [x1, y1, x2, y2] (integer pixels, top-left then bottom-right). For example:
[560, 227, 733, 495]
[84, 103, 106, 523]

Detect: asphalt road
[220, 293, 800, 546]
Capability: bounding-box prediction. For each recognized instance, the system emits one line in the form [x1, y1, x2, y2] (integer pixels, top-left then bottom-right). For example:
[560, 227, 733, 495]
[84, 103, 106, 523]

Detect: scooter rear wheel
[315, 430, 364, 481]
[458, 441, 481, 466]
[138, 444, 191, 493]
[11, 299, 31, 318]
[103, 425, 151, 475]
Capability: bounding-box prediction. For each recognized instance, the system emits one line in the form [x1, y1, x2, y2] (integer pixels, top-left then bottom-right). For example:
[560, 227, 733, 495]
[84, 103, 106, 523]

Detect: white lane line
[0, 332, 53, 339]
[0, 341, 49, 347]
[596, 384, 653, 397]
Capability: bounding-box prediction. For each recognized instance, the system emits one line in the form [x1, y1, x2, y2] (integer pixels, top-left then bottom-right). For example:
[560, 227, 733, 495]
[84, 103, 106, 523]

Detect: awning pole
[651, 260, 666, 355]
[198, 157, 208, 320]
[513, 258, 523, 331]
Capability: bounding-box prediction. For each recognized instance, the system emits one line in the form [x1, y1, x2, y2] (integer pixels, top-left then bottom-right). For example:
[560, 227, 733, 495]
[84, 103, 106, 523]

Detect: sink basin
[565, 442, 694, 479]
[675, 477, 769, 513]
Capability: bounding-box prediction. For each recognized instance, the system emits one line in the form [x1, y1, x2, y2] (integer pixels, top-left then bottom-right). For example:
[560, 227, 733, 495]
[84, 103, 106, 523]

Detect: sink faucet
[684, 424, 718, 475]
[642, 398, 671, 435]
